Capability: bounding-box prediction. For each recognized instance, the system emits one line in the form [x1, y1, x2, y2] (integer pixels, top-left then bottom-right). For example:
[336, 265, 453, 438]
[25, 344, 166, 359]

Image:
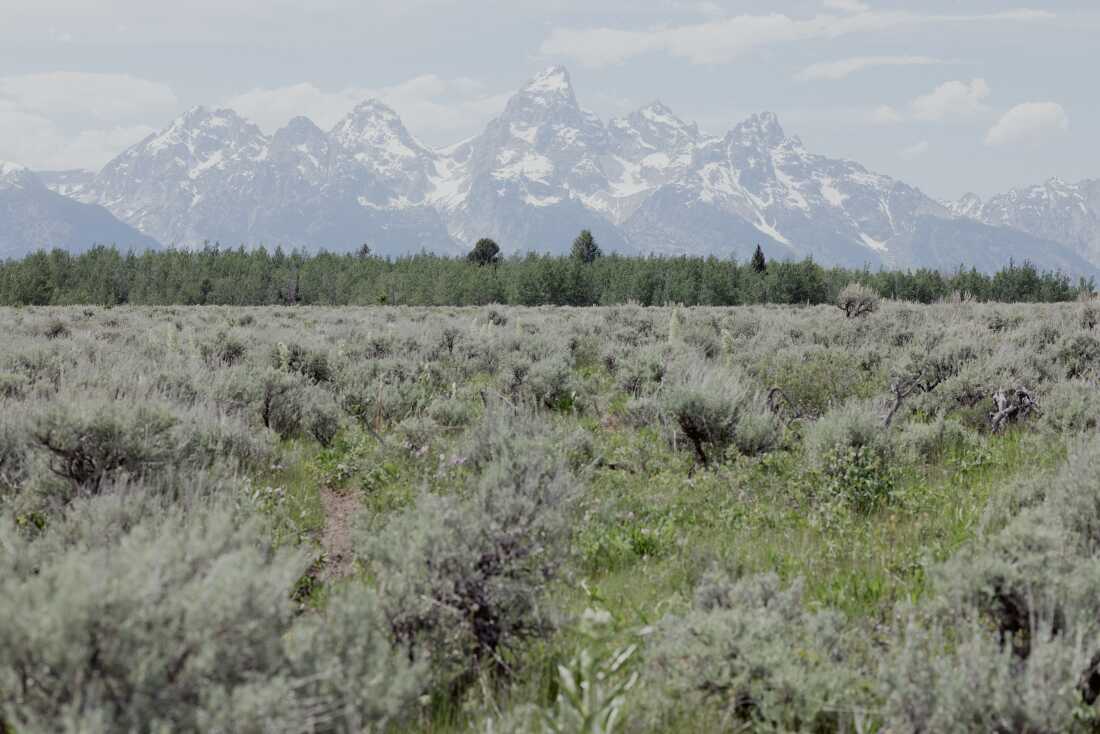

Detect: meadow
[3, 291, 1100, 732]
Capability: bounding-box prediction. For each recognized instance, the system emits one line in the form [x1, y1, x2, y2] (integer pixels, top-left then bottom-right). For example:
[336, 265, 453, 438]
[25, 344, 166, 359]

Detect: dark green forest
[0, 244, 1091, 306]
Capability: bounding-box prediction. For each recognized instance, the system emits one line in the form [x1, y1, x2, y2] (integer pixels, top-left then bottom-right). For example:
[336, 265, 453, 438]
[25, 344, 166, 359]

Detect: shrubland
[0, 299, 1098, 732]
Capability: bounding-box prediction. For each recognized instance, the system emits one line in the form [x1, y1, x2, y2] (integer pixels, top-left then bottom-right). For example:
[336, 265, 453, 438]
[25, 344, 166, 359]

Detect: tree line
[0, 236, 1091, 307]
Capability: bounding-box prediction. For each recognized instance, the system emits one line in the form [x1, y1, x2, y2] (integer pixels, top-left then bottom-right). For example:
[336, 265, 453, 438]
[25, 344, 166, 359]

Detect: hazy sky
[1, 0, 1097, 199]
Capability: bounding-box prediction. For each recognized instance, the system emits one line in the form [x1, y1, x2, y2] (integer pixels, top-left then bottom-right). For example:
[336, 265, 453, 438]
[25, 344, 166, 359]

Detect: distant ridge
[9, 67, 1097, 276]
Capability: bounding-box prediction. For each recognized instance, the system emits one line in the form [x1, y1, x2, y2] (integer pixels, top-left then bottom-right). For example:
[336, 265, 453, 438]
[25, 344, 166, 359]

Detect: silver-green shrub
[732, 411, 782, 457]
[895, 416, 974, 463]
[525, 354, 579, 412]
[649, 572, 864, 732]
[361, 431, 576, 693]
[1040, 381, 1100, 434]
[804, 400, 896, 509]
[837, 282, 880, 318]
[0, 505, 309, 732]
[28, 400, 179, 499]
[883, 620, 1096, 734]
[285, 584, 424, 733]
[0, 415, 29, 497]
[660, 365, 752, 466]
[803, 399, 888, 470]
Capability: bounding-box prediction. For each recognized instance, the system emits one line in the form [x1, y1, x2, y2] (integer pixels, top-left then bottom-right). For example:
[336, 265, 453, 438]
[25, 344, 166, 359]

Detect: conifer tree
[571, 230, 602, 264]
[751, 244, 767, 274]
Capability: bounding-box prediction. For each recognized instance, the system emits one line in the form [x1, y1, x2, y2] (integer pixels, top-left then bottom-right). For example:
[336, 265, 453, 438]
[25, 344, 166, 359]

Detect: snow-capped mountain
[621, 111, 1093, 272]
[38, 169, 96, 197]
[23, 65, 1098, 275]
[0, 162, 159, 259]
[72, 104, 457, 255]
[946, 179, 1100, 269]
[433, 66, 632, 253]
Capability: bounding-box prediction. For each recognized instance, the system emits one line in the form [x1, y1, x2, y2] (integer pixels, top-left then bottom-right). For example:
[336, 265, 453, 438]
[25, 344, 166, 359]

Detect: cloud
[540, 8, 1054, 67]
[823, 0, 870, 12]
[0, 72, 176, 170]
[226, 75, 509, 148]
[227, 84, 368, 132]
[899, 140, 930, 160]
[984, 102, 1069, 147]
[871, 104, 904, 125]
[911, 78, 991, 121]
[0, 100, 155, 170]
[0, 72, 177, 124]
[796, 56, 946, 82]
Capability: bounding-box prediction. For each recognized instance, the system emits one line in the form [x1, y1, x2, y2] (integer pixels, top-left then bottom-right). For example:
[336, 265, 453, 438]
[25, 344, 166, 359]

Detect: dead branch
[989, 388, 1040, 433]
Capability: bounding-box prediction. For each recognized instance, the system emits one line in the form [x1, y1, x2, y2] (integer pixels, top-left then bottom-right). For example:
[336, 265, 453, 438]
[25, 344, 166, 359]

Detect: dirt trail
[319, 487, 359, 580]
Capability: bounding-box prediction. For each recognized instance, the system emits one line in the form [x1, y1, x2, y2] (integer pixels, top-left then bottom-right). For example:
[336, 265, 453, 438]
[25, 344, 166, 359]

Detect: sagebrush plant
[883, 619, 1098, 734]
[1, 302, 1099, 731]
[361, 417, 576, 694]
[0, 504, 310, 732]
[28, 400, 180, 499]
[837, 282, 880, 318]
[803, 399, 892, 476]
[284, 584, 425, 732]
[661, 364, 753, 466]
[649, 571, 868, 732]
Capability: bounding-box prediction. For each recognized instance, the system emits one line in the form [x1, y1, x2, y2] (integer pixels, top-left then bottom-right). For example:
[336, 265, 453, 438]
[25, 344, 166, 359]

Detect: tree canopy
[467, 238, 501, 267]
[570, 230, 602, 264]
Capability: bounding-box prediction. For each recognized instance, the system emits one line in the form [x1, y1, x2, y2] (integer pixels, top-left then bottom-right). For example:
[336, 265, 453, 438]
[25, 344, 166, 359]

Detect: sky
[0, 0, 1097, 200]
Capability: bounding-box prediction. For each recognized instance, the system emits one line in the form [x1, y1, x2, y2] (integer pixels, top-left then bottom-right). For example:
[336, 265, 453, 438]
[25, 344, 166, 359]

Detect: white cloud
[911, 78, 991, 121]
[540, 9, 1054, 67]
[227, 84, 368, 132]
[0, 72, 175, 170]
[226, 75, 509, 147]
[824, 0, 870, 12]
[0, 72, 177, 124]
[0, 99, 155, 170]
[871, 104, 904, 125]
[796, 56, 945, 82]
[984, 102, 1069, 147]
[899, 140, 930, 160]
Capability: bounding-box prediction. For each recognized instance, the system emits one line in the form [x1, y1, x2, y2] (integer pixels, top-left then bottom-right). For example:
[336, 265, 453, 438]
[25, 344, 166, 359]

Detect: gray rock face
[947, 179, 1100, 269]
[0, 162, 159, 259]
[23, 65, 1098, 275]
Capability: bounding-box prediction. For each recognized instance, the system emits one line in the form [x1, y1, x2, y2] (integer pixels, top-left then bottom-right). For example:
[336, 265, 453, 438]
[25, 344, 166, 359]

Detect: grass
[267, 382, 1064, 732]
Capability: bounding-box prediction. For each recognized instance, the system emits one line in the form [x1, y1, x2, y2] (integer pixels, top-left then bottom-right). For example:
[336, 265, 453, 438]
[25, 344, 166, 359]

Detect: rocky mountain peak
[616, 101, 699, 149]
[522, 66, 574, 99]
[501, 66, 585, 127]
[0, 161, 36, 190]
[271, 116, 328, 152]
[731, 111, 787, 148]
[945, 192, 984, 219]
[330, 98, 430, 167]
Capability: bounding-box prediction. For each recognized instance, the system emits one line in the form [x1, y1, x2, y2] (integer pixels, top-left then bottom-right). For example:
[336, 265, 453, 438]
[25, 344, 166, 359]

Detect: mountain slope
[947, 179, 1100, 268]
[0, 163, 160, 259]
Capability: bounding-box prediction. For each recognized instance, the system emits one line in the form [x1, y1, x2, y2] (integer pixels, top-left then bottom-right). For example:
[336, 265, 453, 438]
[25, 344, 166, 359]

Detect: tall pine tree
[570, 230, 602, 264]
[751, 244, 767, 274]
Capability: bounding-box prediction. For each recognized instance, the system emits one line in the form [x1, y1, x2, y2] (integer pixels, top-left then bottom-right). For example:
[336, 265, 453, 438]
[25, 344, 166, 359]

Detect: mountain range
[5, 66, 1100, 276]
[1, 162, 159, 259]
